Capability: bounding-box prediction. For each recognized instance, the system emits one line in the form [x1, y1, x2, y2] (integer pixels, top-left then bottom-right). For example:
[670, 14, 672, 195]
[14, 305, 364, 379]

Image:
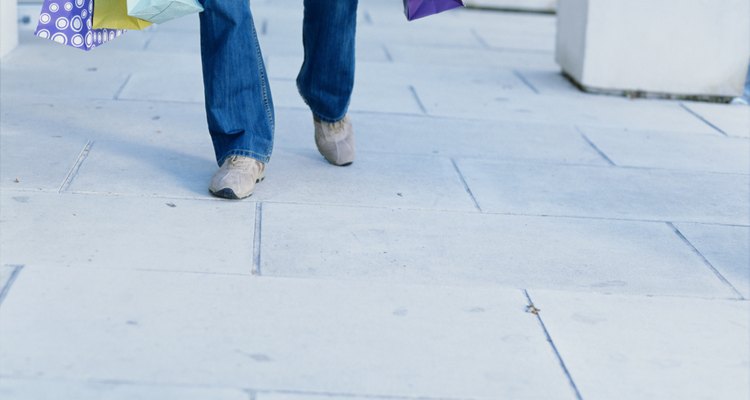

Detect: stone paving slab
[580, 126, 750, 174]
[515, 67, 590, 96]
[0, 267, 574, 399]
[66, 138, 216, 198]
[0, 94, 208, 143]
[274, 108, 608, 165]
[5, 34, 199, 73]
[456, 159, 750, 224]
[414, 83, 721, 134]
[682, 102, 750, 138]
[386, 44, 559, 70]
[674, 223, 750, 298]
[253, 149, 477, 211]
[0, 191, 255, 274]
[0, 133, 88, 191]
[472, 27, 555, 52]
[528, 290, 750, 400]
[266, 55, 533, 95]
[0, 62, 129, 101]
[259, 202, 736, 297]
[0, 379, 249, 400]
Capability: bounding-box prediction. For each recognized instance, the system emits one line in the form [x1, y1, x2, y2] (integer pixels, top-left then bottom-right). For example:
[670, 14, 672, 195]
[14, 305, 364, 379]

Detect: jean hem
[218, 149, 271, 166]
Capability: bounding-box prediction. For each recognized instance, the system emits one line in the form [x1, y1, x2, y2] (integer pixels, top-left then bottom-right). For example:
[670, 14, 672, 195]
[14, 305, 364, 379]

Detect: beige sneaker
[209, 155, 265, 200]
[314, 115, 355, 166]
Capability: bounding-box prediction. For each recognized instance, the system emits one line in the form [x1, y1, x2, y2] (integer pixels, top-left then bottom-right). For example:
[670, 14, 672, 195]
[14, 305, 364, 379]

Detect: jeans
[198, 0, 358, 166]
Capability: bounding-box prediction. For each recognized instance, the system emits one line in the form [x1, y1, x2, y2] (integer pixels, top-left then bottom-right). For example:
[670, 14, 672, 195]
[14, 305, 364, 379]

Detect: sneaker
[314, 115, 355, 166]
[209, 155, 265, 200]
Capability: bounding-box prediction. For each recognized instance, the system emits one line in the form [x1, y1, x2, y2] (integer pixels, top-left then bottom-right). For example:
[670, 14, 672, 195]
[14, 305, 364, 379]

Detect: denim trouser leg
[199, 0, 274, 166]
[297, 0, 359, 123]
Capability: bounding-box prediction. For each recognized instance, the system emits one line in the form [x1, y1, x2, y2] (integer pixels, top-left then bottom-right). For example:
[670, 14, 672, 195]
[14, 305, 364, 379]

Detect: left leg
[297, 0, 359, 122]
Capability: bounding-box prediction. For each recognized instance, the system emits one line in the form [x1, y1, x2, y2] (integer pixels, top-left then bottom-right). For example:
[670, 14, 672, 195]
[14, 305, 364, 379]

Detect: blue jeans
[198, 0, 358, 166]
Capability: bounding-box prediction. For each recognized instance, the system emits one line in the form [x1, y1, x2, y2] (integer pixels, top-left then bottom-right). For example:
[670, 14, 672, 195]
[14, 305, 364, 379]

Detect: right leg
[199, 0, 274, 167]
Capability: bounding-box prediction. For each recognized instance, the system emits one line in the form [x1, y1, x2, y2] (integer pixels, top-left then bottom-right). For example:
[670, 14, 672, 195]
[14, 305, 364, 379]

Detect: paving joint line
[252, 202, 263, 276]
[408, 85, 428, 114]
[58, 140, 94, 193]
[50, 190, 749, 228]
[382, 44, 394, 62]
[575, 126, 616, 166]
[666, 222, 745, 299]
[0, 265, 24, 307]
[450, 158, 482, 212]
[113, 74, 133, 100]
[523, 289, 584, 400]
[679, 103, 728, 136]
[470, 28, 491, 49]
[512, 69, 539, 94]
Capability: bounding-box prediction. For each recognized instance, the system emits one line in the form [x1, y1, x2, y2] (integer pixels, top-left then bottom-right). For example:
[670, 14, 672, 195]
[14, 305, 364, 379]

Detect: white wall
[1, 0, 19, 58]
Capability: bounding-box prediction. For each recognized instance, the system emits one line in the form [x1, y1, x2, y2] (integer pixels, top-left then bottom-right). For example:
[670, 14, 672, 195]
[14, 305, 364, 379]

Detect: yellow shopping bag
[93, 0, 152, 30]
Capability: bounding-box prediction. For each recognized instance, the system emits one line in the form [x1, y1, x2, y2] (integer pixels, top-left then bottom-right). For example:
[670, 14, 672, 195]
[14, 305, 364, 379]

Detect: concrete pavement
[1, 0, 749, 399]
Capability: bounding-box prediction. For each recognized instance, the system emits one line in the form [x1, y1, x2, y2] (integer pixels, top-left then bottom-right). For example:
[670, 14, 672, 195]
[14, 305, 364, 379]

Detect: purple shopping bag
[35, 0, 125, 51]
[404, 0, 464, 21]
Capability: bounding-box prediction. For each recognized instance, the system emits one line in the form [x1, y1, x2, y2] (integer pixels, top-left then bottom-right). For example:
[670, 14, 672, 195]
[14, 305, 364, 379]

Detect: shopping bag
[127, 0, 203, 24]
[93, 0, 152, 30]
[403, 0, 464, 21]
[35, 0, 125, 51]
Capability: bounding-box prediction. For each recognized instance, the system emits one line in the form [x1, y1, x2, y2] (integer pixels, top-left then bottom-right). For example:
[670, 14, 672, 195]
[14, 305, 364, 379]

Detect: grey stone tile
[386, 44, 559, 70]
[260, 202, 735, 297]
[118, 67, 204, 103]
[0, 191, 255, 274]
[580, 126, 750, 173]
[0, 379, 247, 400]
[66, 137, 216, 198]
[267, 56, 532, 96]
[674, 223, 750, 298]
[472, 28, 555, 52]
[0, 268, 573, 399]
[258, 394, 361, 400]
[0, 133, 88, 191]
[143, 31, 201, 53]
[270, 79, 424, 116]
[683, 102, 750, 138]
[528, 290, 750, 400]
[456, 159, 750, 225]
[514, 68, 588, 96]
[1, 94, 208, 143]
[0, 63, 129, 101]
[4, 41, 200, 74]
[274, 108, 608, 165]
[0, 265, 21, 297]
[254, 149, 477, 211]
[414, 84, 721, 134]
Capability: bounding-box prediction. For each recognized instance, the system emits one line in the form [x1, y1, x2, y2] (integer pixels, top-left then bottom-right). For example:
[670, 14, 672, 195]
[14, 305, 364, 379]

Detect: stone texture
[0, 379, 248, 400]
[0, 267, 574, 399]
[682, 102, 750, 138]
[456, 159, 750, 224]
[674, 223, 750, 298]
[529, 289, 750, 400]
[580, 126, 750, 173]
[0, 191, 255, 274]
[260, 202, 736, 297]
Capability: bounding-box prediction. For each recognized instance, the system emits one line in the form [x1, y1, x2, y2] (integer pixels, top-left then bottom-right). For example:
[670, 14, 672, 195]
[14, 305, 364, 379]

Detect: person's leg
[297, 0, 358, 123]
[199, 0, 274, 167]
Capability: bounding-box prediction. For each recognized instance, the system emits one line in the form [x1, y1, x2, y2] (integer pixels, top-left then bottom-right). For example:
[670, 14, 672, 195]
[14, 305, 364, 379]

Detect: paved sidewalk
[1, 0, 749, 399]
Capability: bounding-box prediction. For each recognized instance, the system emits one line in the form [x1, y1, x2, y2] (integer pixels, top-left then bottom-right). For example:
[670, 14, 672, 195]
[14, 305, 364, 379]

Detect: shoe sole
[209, 177, 265, 200]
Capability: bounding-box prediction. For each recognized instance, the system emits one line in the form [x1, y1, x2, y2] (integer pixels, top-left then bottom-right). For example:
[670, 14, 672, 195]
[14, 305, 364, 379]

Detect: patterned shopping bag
[127, 0, 203, 25]
[94, 0, 152, 30]
[35, 0, 126, 50]
[403, 0, 464, 21]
